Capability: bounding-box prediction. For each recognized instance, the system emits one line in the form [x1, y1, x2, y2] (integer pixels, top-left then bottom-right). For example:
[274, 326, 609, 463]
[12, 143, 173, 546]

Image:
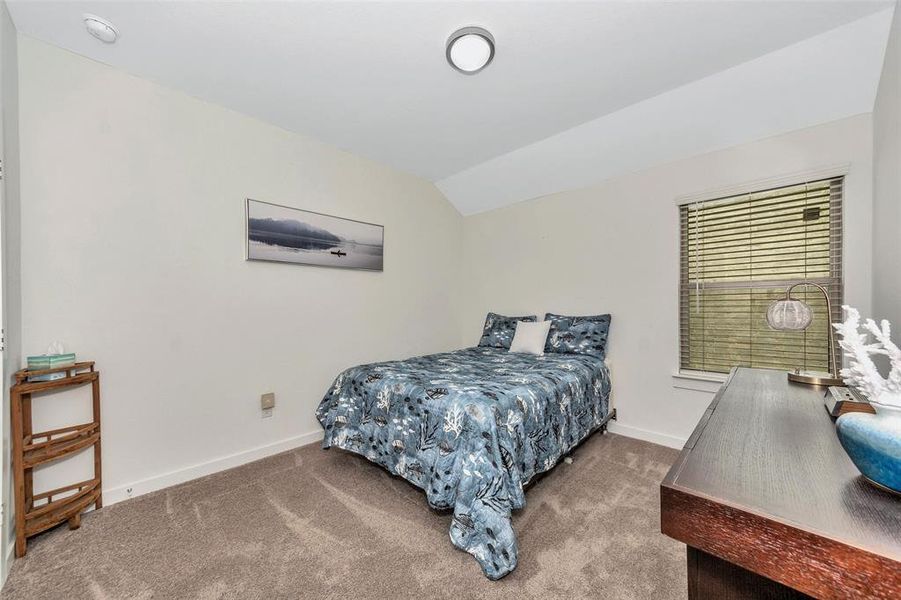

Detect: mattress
[316, 346, 611, 579]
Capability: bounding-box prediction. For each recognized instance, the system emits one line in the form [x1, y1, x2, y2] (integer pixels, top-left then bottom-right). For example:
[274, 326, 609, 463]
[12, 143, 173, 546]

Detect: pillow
[544, 312, 611, 358]
[509, 320, 552, 356]
[478, 312, 537, 349]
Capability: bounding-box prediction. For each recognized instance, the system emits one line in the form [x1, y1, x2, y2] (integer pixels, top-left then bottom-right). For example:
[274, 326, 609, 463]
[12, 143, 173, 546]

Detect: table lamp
[766, 281, 842, 386]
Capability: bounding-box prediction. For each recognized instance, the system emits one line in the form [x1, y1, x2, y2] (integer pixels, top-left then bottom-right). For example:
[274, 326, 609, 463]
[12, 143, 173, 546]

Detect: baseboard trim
[607, 421, 687, 450]
[31, 421, 684, 520]
[104, 423, 686, 506]
[103, 429, 324, 506]
[3, 531, 13, 583]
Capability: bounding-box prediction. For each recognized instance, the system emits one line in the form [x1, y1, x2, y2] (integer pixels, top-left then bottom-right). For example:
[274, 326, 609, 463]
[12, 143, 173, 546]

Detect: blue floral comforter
[316, 347, 611, 579]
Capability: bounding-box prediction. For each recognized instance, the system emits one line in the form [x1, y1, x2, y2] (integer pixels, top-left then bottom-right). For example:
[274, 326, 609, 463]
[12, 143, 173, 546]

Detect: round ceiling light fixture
[446, 26, 495, 74]
[83, 14, 119, 44]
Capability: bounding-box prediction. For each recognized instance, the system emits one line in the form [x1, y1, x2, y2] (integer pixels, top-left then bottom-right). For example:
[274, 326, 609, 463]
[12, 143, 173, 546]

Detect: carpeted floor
[1, 432, 685, 600]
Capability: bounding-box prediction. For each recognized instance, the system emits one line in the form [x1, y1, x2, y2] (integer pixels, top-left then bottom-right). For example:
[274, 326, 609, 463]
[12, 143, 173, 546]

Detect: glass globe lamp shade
[767, 298, 813, 331]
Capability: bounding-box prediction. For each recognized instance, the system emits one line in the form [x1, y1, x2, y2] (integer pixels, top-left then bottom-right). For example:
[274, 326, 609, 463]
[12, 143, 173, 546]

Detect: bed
[316, 338, 613, 580]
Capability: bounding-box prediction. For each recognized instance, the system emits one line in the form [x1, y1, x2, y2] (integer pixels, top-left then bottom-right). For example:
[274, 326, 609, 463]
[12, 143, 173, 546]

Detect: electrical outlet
[262, 407, 273, 419]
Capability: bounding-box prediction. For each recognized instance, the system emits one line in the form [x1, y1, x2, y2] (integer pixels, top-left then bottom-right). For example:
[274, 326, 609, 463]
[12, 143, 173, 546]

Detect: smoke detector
[83, 14, 118, 44]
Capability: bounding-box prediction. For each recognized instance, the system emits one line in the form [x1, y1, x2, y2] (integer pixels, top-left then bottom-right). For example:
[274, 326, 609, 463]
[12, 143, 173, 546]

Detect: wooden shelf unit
[11, 361, 102, 557]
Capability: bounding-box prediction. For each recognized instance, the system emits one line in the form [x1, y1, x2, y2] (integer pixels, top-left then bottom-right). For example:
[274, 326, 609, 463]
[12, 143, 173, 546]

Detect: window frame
[674, 166, 847, 380]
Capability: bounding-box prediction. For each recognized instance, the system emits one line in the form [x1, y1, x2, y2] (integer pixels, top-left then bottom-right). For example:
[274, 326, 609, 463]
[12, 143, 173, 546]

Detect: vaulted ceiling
[8, 1, 896, 214]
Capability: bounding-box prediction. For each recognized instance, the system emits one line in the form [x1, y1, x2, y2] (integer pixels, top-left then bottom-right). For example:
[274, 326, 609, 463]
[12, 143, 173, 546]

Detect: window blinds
[679, 177, 843, 374]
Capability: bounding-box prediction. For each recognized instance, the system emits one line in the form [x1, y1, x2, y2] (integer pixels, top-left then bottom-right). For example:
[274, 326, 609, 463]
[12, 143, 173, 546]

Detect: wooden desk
[661, 367, 901, 599]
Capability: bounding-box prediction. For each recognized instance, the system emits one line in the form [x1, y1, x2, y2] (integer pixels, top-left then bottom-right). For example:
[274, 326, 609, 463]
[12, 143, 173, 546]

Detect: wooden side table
[10, 361, 102, 557]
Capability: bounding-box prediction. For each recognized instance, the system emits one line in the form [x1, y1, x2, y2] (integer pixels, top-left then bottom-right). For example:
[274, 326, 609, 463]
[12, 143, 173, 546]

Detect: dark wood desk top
[661, 367, 901, 599]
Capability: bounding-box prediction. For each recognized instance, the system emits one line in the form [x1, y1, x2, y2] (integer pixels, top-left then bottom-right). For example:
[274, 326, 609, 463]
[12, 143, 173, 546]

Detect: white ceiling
[439, 8, 895, 214]
[7, 1, 896, 214]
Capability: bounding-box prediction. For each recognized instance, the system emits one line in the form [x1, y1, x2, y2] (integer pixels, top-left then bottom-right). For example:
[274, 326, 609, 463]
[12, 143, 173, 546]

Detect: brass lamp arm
[784, 281, 838, 380]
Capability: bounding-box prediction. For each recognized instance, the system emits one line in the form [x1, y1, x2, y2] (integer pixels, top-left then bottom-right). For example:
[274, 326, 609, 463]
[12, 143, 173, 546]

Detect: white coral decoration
[833, 305, 901, 408]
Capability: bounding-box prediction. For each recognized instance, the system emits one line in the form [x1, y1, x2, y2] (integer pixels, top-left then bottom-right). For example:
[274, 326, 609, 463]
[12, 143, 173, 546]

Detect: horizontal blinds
[679, 177, 843, 374]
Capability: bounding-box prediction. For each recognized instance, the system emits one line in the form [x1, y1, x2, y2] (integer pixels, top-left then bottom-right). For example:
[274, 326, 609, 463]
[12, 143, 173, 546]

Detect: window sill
[672, 370, 727, 393]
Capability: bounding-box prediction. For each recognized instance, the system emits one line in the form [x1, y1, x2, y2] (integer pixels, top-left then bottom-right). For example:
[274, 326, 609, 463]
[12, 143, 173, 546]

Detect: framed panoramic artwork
[245, 199, 384, 271]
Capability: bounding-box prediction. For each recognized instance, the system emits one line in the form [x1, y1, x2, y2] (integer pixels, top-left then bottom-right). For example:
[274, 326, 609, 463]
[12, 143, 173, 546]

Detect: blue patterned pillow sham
[478, 312, 537, 349]
[544, 312, 611, 358]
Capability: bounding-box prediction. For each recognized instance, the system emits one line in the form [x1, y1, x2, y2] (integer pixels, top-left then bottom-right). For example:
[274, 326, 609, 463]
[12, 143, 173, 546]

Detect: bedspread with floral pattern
[316, 346, 611, 579]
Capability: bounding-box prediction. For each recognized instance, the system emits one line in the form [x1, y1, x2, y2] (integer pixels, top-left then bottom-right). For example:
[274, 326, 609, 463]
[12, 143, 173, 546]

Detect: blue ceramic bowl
[836, 408, 901, 494]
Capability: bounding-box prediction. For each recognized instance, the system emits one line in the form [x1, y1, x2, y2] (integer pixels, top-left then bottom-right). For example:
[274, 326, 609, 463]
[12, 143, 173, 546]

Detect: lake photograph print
[246, 199, 384, 271]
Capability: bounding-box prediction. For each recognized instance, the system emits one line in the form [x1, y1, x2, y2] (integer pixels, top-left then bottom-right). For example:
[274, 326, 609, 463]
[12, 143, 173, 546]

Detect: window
[679, 177, 843, 375]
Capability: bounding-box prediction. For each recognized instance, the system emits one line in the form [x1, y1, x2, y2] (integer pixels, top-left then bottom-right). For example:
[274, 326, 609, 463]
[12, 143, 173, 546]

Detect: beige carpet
[1, 432, 685, 600]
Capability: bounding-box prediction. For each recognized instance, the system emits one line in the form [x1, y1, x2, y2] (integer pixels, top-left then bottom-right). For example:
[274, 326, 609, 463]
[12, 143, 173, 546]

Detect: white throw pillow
[509, 320, 552, 356]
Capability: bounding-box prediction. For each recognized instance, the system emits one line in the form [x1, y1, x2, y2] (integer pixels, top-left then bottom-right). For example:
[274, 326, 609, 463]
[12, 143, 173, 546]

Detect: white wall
[461, 115, 874, 447]
[873, 1, 901, 338]
[17, 37, 463, 503]
[0, 0, 20, 581]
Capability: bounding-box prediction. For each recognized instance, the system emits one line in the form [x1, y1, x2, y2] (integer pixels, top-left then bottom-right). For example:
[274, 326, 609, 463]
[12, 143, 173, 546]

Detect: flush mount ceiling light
[446, 26, 495, 74]
[83, 14, 119, 44]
